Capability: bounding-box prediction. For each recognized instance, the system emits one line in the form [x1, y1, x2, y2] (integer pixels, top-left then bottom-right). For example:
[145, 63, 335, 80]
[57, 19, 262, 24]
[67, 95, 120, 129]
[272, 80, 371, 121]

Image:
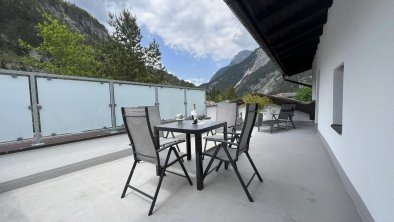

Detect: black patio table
[154, 120, 227, 190]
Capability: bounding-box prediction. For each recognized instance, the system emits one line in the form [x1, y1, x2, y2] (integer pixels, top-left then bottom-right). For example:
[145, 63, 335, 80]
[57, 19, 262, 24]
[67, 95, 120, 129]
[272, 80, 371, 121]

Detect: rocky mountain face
[0, 0, 108, 56]
[200, 48, 312, 96]
[229, 50, 252, 66]
[0, 0, 109, 71]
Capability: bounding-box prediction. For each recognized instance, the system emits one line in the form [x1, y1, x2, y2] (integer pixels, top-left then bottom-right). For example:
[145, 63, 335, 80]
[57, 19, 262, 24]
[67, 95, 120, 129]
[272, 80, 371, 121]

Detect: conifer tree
[144, 40, 164, 71]
[224, 86, 237, 100]
[103, 9, 150, 82]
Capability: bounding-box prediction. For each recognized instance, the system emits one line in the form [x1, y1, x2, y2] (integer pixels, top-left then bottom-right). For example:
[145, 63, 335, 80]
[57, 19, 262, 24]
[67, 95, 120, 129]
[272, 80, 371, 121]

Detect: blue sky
[67, 0, 257, 85]
[140, 28, 229, 85]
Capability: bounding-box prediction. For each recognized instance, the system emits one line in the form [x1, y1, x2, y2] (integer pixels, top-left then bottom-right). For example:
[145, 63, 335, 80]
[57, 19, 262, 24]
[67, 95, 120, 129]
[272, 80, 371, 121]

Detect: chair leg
[203, 139, 208, 160]
[173, 151, 193, 185]
[178, 148, 185, 163]
[245, 152, 263, 182]
[170, 132, 176, 138]
[148, 167, 166, 216]
[215, 161, 223, 172]
[291, 120, 296, 129]
[175, 144, 181, 152]
[224, 162, 229, 170]
[121, 161, 138, 198]
[203, 145, 221, 178]
[222, 147, 254, 202]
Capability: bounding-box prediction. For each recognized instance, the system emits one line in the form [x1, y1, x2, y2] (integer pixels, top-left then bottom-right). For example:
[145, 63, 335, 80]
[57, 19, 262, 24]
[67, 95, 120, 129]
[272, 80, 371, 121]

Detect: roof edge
[225, 0, 285, 76]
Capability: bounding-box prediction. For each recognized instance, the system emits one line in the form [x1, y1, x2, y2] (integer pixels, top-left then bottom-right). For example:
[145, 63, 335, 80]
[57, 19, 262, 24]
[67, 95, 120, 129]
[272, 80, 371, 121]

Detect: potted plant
[241, 93, 272, 112]
[241, 94, 272, 127]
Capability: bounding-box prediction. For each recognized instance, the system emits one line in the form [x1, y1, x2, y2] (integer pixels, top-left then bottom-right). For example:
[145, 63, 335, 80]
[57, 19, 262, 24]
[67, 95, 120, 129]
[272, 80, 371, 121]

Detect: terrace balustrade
[0, 69, 206, 145]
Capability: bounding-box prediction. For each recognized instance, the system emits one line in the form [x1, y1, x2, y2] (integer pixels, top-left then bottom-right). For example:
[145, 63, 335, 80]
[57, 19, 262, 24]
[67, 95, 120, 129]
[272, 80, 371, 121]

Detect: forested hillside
[0, 0, 194, 87]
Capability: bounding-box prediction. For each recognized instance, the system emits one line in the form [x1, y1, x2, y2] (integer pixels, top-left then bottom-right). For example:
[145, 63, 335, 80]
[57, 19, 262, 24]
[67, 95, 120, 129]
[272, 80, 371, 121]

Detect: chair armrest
[223, 132, 241, 136]
[205, 137, 238, 146]
[228, 125, 235, 129]
[157, 140, 184, 152]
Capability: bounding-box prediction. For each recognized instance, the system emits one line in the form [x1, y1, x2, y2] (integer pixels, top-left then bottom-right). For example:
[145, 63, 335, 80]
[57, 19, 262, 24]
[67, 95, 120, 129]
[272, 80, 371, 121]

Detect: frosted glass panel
[186, 89, 206, 116]
[158, 87, 185, 120]
[114, 84, 156, 126]
[37, 78, 112, 136]
[0, 75, 33, 142]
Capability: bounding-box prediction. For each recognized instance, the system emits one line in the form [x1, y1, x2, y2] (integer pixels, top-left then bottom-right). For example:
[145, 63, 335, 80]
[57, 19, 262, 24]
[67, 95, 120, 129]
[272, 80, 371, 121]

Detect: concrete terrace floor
[0, 124, 361, 222]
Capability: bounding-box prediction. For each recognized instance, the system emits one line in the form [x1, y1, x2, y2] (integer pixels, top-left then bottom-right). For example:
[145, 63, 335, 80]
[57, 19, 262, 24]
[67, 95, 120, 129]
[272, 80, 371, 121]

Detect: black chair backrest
[237, 103, 258, 156]
[255, 113, 263, 126]
[278, 104, 296, 120]
[216, 102, 238, 133]
[146, 106, 165, 138]
[122, 107, 158, 164]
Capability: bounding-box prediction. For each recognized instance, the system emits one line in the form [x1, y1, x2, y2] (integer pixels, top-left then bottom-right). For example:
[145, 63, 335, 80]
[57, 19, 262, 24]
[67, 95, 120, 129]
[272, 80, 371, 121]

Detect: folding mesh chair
[203, 103, 239, 153]
[202, 103, 263, 202]
[120, 107, 193, 216]
[146, 106, 184, 152]
[274, 104, 296, 129]
[262, 104, 296, 132]
[255, 113, 264, 132]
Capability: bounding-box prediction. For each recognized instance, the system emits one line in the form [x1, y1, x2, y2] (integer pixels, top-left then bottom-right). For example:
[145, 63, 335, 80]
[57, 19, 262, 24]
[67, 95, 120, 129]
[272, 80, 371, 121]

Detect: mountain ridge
[229, 50, 252, 66]
[200, 48, 312, 96]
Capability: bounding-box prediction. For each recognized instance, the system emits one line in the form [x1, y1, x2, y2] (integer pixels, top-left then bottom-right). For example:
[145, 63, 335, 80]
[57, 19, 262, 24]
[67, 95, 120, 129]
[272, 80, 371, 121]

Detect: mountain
[229, 50, 252, 66]
[205, 50, 252, 85]
[200, 48, 312, 96]
[0, 0, 108, 56]
[0, 0, 193, 87]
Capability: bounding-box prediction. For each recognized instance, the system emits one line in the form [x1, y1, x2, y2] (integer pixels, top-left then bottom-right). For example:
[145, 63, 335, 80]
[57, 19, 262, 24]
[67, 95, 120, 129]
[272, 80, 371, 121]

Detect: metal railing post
[184, 89, 188, 116]
[109, 81, 117, 132]
[204, 89, 207, 116]
[154, 85, 159, 106]
[29, 74, 44, 146]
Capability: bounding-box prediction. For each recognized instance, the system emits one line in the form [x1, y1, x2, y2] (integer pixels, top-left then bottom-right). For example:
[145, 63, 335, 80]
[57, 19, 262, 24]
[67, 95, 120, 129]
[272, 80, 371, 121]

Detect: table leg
[223, 123, 229, 170]
[195, 133, 203, 190]
[186, 133, 191, 161]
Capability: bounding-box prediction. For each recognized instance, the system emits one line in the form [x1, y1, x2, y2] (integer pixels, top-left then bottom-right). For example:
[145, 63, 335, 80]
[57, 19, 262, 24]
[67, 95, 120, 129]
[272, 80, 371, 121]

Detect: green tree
[144, 40, 165, 71]
[224, 86, 237, 100]
[103, 9, 152, 82]
[295, 87, 312, 102]
[19, 13, 102, 77]
[207, 87, 222, 102]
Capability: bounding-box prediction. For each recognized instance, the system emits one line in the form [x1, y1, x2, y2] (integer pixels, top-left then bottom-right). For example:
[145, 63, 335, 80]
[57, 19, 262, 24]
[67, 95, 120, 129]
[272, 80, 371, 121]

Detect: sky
[66, 0, 258, 85]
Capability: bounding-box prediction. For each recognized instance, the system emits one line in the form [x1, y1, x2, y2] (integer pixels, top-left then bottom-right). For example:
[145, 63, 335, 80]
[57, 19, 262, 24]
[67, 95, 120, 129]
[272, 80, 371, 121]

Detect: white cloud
[185, 78, 206, 86]
[67, 0, 258, 61]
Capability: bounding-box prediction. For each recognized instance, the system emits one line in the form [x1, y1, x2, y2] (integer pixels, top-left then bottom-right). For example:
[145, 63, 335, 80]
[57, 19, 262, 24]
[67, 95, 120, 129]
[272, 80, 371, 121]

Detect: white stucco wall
[313, 0, 394, 221]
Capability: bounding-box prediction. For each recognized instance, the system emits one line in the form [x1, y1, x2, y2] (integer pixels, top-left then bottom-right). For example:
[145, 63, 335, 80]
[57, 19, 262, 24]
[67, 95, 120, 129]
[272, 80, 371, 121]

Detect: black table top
[155, 120, 226, 134]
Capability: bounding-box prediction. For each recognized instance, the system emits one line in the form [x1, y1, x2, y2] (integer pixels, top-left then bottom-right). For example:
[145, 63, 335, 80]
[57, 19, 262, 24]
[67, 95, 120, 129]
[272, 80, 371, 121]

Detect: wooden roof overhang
[225, 0, 333, 77]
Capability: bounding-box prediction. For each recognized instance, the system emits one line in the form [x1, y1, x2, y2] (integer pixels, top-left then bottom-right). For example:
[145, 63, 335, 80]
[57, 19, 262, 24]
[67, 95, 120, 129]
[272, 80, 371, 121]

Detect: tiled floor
[0, 124, 361, 222]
